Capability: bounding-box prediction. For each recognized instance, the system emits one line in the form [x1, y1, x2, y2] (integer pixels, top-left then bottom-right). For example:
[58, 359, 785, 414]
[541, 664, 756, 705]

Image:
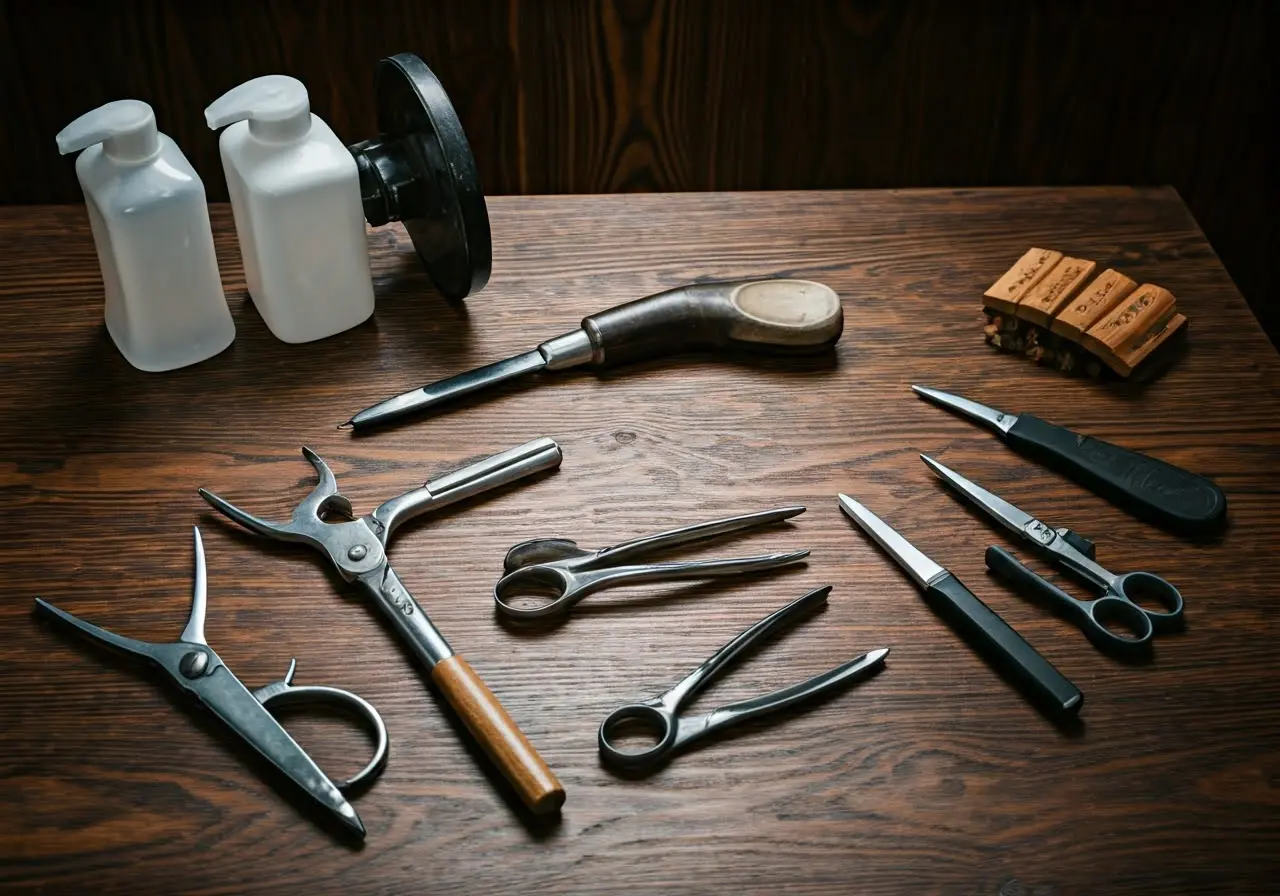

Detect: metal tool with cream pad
[344, 278, 843, 430]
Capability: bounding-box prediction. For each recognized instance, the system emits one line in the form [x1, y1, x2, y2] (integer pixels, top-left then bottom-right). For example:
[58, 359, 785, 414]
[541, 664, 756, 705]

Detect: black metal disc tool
[348, 52, 491, 300]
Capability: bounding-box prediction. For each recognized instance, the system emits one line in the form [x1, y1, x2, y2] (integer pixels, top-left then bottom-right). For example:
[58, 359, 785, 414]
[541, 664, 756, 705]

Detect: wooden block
[1080, 283, 1185, 376]
[982, 247, 1063, 315]
[1050, 268, 1138, 341]
[1014, 256, 1097, 327]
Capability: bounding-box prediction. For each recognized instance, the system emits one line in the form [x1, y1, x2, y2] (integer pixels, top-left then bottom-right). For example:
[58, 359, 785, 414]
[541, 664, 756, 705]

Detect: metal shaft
[356, 565, 454, 669]
[345, 350, 547, 430]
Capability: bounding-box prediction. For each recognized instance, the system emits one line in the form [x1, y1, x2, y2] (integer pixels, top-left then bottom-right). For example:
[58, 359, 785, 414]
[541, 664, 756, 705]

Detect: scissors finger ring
[253, 658, 389, 793]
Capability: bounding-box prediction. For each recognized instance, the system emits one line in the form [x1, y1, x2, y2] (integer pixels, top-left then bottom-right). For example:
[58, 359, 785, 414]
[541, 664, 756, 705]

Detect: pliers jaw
[198, 447, 387, 581]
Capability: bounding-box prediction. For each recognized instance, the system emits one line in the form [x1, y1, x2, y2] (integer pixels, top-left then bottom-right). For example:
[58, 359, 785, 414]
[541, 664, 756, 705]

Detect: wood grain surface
[1, 188, 1279, 894]
[2, 0, 1277, 341]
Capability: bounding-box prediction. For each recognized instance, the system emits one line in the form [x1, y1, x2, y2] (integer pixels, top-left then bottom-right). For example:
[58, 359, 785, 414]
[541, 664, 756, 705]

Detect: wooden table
[2, 188, 1277, 895]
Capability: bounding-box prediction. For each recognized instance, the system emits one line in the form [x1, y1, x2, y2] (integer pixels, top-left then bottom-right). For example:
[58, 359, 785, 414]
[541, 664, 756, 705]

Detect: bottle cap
[205, 75, 311, 142]
[56, 99, 161, 163]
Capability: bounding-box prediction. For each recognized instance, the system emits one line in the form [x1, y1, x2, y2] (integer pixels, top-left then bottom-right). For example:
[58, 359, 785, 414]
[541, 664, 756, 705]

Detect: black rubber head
[349, 52, 491, 300]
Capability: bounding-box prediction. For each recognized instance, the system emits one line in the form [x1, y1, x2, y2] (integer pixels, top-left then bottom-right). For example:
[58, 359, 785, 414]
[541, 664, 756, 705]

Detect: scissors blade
[34, 599, 166, 662]
[191, 661, 365, 838]
[837, 495, 945, 591]
[919, 455, 1039, 539]
[912, 385, 1018, 437]
[601, 506, 807, 564]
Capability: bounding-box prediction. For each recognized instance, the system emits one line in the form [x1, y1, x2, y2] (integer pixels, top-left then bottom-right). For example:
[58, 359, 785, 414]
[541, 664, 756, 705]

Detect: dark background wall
[3, 0, 1276, 342]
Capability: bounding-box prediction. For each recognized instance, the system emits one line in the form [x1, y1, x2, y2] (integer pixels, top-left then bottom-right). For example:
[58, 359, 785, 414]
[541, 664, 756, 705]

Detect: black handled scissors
[493, 506, 810, 620]
[598, 587, 888, 772]
[34, 528, 388, 839]
[921, 455, 1185, 656]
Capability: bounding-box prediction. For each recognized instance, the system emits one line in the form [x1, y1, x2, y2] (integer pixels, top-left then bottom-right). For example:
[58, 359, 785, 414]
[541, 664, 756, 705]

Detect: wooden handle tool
[432, 655, 566, 815]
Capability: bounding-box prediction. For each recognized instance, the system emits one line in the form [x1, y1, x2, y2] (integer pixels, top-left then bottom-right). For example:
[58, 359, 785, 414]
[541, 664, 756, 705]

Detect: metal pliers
[198, 437, 568, 815]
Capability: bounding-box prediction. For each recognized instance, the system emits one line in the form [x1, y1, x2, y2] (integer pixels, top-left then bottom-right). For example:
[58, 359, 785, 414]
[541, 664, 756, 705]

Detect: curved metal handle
[598, 703, 678, 771]
[1111, 571, 1185, 632]
[493, 553, 808, 620]
[703, 647, 889, 734]
[502, 538, 591, 571]
[493, 564, 582, 619]
[373, 437, 564, 543]
[253, 660, 390, 794]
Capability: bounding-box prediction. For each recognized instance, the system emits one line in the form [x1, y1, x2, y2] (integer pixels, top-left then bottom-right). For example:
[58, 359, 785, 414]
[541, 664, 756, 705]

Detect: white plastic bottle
[205, 75, 375, 344]
[56, 100, 235, 372]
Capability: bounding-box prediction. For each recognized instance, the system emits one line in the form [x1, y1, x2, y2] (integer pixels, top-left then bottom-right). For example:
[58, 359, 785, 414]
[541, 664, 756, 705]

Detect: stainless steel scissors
[34, 528, 387, 840]
[921, 454, 1185, 656]
[598, 586, 889, 772]
[493, 506, 810, 620]
[199, 437, 567, 816]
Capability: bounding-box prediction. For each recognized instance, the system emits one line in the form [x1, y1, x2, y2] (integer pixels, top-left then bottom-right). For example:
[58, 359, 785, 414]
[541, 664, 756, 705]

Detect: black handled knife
[838, 494, 1082, 718]
[912, 385, 1227, 536]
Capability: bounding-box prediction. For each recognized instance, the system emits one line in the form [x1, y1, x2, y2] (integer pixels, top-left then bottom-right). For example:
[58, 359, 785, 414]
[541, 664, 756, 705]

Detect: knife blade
[912, 385, 1228, 535]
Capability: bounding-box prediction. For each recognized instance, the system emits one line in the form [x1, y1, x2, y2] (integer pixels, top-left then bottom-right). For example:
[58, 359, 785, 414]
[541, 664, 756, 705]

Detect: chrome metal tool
[344, 278, 844, 430]
[598, 587, 888, 772]
[35, 528, 388, 840]
[199, 438, 568, 815]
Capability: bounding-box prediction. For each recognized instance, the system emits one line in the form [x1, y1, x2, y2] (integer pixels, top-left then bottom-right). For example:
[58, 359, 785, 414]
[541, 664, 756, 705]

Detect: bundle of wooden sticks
[982, 248, 1187, 378]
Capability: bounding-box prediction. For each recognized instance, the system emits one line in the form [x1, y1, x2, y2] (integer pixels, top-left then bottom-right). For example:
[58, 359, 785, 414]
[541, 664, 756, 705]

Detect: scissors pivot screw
[348, 545, 368, 561]
[179, 650, 209, 679]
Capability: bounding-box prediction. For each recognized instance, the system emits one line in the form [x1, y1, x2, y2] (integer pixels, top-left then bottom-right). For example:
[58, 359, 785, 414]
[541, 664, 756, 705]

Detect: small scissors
[493, 506, 810, 620]
[921, 455, 1185, 656]
[34, 528, 388, 839]
[598, 586, 889, 772]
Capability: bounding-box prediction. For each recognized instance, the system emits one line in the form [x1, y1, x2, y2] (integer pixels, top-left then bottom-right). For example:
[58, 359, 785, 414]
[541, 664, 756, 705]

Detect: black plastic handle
[581, 279, 844, 367]
[1006, 414, 1227, 535]
[985, 546, 1154, 657]
[924, 571, 1083, 716]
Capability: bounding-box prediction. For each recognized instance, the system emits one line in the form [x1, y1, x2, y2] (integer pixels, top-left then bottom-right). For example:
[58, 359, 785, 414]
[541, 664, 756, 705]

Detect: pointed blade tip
[338, 806, 366, 839]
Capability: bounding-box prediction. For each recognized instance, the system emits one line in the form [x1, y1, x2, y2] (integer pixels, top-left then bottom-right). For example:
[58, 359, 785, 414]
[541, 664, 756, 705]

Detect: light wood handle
[431, 655, 566, 815]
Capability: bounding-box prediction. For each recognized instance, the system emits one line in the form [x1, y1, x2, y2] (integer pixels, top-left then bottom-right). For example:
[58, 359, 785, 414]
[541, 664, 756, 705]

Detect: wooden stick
[431, 655, 566, 815]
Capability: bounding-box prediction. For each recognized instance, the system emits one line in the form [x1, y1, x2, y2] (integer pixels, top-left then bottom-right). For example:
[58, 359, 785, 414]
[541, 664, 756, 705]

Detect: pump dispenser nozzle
[205, 75, 312, 143]
[56, 99, 161, 163]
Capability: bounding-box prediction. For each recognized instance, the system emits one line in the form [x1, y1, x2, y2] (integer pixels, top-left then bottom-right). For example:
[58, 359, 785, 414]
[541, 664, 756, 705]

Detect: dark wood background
[1, 187, 1278, 894]
[1, 0, 1276, 340]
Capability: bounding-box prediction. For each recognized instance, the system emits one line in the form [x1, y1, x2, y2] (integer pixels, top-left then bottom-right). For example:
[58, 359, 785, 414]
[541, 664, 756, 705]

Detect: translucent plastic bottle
[205, 75, 375, 343]
[56, 100, 235, 372]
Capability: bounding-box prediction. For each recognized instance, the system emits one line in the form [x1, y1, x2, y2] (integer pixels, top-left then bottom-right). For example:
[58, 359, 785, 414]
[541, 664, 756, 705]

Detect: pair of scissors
[598, 586, 889, 772]
[199, 437, 567, 816]
[921, 455, 1185, 656]
[493, 506, 810, 619]
[34, 528, 387, 840]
